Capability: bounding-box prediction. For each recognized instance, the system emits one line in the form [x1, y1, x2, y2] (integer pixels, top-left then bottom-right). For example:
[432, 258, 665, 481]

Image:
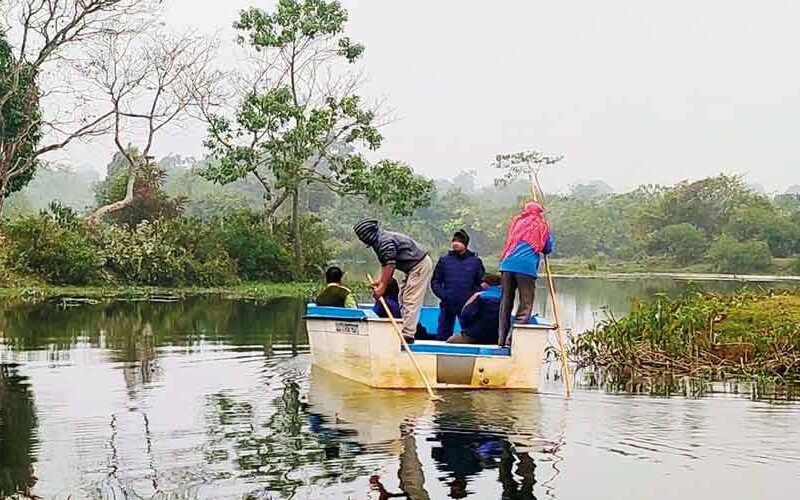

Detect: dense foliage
[576, 290, 800, 382]
[6, 167, 800, 283]
[0, 204, 329, 287]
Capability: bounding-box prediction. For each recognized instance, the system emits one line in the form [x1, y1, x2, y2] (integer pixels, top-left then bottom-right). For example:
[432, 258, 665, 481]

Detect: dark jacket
[373, 296, 401, 318]
[431, 250, 485, 309]
[459, 286, 501, 344]
[354, 220, 428, 274]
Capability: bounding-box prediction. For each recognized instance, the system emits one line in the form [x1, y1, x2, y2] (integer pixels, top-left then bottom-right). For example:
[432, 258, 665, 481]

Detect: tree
[200, 0, 432, 275]
[95, 150, 186, 227]
[652, 175, 767, 236]
[707, 235, 772, 274]
[570, 180, 614, 199]
[725, 207, 800, 258]
[492, 149, 564, 191]
[647, 223, 708, 264]
[0, 30, 40, 210]
[0, 0, 158, 220]
[86, 28, 217, 220]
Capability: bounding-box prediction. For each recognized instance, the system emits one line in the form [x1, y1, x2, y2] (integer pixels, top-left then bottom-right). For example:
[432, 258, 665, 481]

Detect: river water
[1, 278, 799, 499]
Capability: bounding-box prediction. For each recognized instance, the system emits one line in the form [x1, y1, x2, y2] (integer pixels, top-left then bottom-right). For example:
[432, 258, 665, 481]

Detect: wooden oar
[530, 175, 573, 397]
[367, 274, 442, 401]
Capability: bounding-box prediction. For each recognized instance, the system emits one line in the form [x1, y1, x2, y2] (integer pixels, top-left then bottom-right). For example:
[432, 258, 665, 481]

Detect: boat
[305, 304, 556, 390]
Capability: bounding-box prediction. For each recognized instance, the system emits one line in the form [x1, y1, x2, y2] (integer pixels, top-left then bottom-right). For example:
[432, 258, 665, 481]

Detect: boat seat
[407, 340, 510, 357]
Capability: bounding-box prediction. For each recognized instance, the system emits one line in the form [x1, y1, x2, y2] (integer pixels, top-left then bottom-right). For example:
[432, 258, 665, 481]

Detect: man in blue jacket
[447, 274, 502, 345]
[431, 229, 485, 340]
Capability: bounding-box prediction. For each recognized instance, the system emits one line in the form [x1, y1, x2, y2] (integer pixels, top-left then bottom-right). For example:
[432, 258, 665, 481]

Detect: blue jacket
[459, 286, 502, 344]
[499, 234, 554, 279]
[373, 296, 401, 319]
[431, 250, 485, 310]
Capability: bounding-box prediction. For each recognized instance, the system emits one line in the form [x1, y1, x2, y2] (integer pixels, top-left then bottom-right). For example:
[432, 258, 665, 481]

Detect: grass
[575, 289, 800, 389]
[0, 282, 322, 303]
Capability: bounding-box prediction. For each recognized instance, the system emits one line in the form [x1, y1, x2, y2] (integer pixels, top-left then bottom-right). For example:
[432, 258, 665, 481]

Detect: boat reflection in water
[308, 366, 546, 499]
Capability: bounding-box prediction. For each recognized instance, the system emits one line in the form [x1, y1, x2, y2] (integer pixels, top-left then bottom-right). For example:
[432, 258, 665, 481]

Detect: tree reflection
[0, 297, 306, 356]
[0, 364, 38, 498]
[203, 380, 370, 498]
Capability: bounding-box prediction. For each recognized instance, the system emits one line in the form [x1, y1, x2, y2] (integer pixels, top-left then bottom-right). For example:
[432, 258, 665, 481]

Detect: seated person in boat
[354, 218, 433, 344]
[431, 229, 485, 341]
[447, 274, 502, 345]
[315, 266, 357, 308]
[372, 278, 402, 318]
[373, 278, 434, 340]
[498, 202, 554, 347]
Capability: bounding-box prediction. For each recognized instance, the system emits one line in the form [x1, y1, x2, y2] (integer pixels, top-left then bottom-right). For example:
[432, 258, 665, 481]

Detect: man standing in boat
[354, 219, 433, 343]
[498, 202, 554, 347]
[431, 229, 485, 340]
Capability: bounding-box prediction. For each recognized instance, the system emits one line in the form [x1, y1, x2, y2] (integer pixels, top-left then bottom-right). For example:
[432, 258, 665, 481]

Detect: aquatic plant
[575, 289, 800, 388]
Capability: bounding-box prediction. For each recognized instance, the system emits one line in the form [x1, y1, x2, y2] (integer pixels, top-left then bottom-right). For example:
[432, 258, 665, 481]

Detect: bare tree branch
[88, 28, 219, 220]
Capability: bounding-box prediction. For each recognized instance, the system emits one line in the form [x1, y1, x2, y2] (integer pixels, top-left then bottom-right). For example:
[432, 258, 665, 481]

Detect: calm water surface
[1, 278, 799, 499]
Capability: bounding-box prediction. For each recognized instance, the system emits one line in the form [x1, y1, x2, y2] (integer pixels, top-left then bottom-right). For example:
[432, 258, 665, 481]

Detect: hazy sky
[64, 0, 800, 192]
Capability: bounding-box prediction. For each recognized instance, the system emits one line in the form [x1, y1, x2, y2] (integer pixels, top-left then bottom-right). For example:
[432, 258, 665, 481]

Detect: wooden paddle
[530, 175, 573, 397]
[367, 273, 442, 401]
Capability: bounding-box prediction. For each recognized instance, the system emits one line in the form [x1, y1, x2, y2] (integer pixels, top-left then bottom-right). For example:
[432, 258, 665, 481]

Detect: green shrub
[99, 222, 185, 285]
[216, 211, 294, 282]
[99, 220, 238, 286]
[2, 209, 103, 284]
[165, 218, 238, 286]
[793, 257, 800, 276]
[707, 235, 772, 274]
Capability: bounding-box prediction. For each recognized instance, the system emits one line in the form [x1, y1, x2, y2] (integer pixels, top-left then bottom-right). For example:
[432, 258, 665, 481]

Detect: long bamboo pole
[530, 174, 573, 397]
[368, 274, 442, 401]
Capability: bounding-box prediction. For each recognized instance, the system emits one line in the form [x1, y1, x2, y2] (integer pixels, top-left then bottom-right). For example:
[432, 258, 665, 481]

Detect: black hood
[353, 218, 380, 245]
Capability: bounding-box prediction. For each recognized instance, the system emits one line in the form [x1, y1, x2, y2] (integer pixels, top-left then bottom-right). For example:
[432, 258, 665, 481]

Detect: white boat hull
[306, 316, 553, 390]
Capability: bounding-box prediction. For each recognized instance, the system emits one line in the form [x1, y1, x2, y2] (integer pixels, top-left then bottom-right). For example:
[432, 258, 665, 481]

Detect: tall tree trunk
[263, 189, 290, 232]
[291, 187, 304, 278]
[90, 167, 136, 221]
[0, 185, 5, 223]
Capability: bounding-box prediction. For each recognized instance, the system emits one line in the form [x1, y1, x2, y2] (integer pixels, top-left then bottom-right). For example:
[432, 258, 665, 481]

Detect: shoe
[403, 335, 415, 344]
[447, 335, 477, 344]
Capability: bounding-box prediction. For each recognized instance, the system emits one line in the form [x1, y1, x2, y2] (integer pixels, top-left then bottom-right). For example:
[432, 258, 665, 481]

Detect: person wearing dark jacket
[447, 274, 502, 345]
[354, 218, 433, 344]
[431, 230, 485, 340]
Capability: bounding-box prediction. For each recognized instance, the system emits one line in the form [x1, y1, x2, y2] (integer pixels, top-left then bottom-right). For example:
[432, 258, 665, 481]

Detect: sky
[62, 0, 800, 193]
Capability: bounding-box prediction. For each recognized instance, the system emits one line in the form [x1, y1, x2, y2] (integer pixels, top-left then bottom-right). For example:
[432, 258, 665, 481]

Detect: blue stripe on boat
[306, 305, 371, 320]
[408, 342, 510, 357]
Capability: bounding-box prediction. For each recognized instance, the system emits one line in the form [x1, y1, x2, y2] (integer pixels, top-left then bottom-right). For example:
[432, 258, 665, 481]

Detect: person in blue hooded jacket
[447, 274, 502, 345]
[431, 229, 485, 340]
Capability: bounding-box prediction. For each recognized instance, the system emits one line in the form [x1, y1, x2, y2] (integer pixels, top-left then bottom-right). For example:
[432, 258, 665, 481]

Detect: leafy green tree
[652, 175, 767, 235]
[0, 32, 41, 217]
[201, 0, 432, 275]
[725, 207, 800, 258]
[647, 223, 708, 264]
[707, 235, 772, 274]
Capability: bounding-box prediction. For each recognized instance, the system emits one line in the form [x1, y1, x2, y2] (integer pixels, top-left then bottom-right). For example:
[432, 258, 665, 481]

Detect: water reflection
[0, 281, 799, 499]
[307, 368, 548, 500]
[0, 364, 38, 498]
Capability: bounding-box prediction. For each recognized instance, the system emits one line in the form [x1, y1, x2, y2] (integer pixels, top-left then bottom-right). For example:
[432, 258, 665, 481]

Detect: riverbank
[574, 290, 800, 387]
[0, 282, 321, 303]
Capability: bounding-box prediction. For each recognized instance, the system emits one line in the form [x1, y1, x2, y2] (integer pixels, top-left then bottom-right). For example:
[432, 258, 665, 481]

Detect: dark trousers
[498, 272, 536, 346]
[437, 306, 460, 341]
